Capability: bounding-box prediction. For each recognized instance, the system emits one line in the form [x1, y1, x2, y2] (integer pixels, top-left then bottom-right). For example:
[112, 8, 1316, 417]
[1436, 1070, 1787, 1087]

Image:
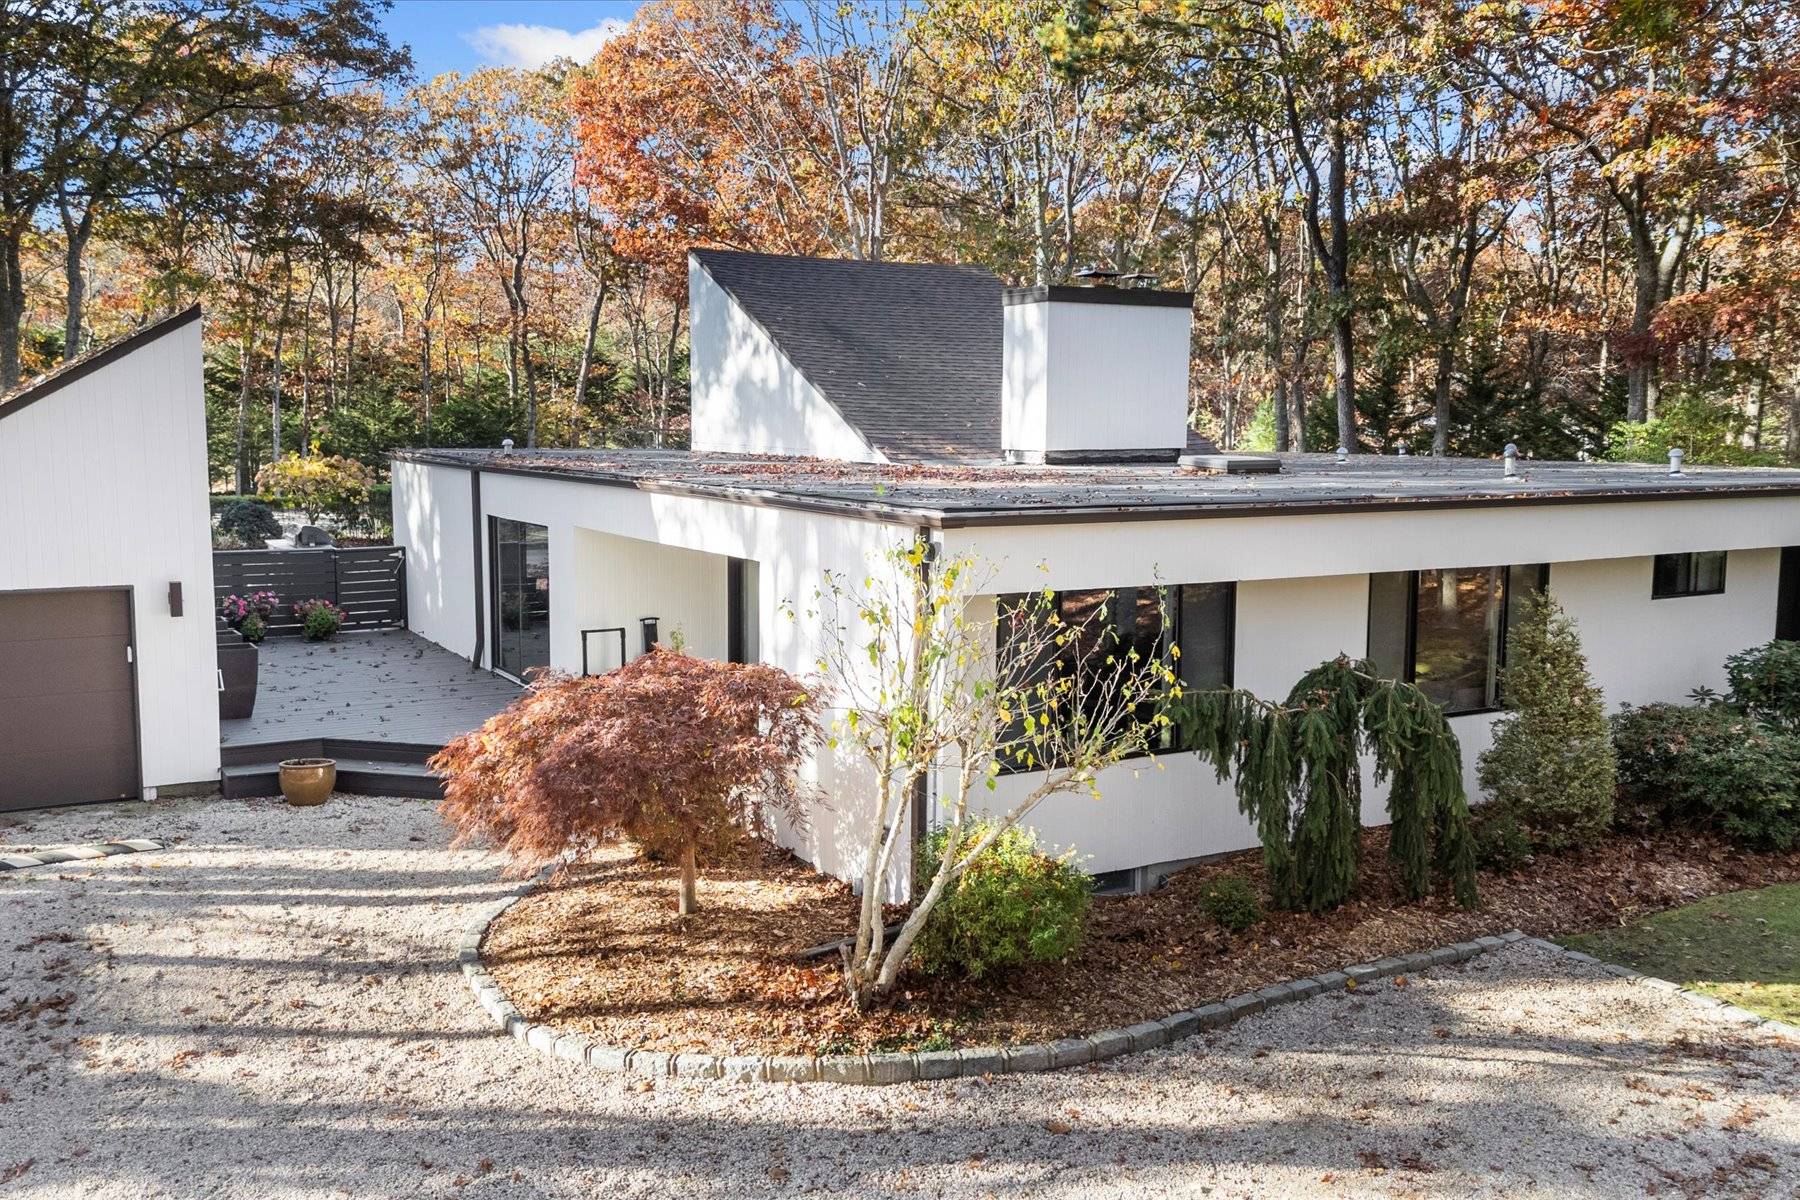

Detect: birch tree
[808, 544, 1176, 1011]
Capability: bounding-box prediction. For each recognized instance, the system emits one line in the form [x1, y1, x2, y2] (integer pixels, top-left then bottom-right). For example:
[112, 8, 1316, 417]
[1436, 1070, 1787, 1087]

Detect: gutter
[391, 449, 1800, 533]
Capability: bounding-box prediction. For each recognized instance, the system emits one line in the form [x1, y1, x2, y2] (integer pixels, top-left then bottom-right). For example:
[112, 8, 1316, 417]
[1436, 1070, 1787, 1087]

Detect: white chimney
[1002, 285, 1193, 465]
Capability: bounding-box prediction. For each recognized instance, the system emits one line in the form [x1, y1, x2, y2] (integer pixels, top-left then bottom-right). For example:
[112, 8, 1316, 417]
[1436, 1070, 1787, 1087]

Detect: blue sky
[380, 1, 647, 79]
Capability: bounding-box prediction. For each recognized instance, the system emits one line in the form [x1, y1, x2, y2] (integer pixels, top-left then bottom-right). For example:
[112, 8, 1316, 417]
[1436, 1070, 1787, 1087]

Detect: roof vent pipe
[1503, 443, 1519, 478]
[1336, 445, 1349, 464]
[500, 438, 514, 453]
[1669, 447, 1685, 476]
[1397, 443, 1409, 457]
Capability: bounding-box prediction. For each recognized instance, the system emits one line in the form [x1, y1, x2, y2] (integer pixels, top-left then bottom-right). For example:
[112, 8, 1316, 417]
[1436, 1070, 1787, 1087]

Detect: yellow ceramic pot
[278, 758, 336, 807]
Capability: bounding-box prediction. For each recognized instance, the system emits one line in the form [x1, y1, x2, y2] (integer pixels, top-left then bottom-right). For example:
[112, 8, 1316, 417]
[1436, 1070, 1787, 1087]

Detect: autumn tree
[806, 545, 1176, 1010]
[433, 649, 822, 917]
[0, 0, 404, 387]
[415, 68, 572, 448]
[1463, 0, 1792, 423]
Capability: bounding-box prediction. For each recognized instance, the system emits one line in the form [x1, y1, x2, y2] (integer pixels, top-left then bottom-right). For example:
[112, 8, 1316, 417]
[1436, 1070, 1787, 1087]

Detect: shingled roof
[691, 249, 1003, 463]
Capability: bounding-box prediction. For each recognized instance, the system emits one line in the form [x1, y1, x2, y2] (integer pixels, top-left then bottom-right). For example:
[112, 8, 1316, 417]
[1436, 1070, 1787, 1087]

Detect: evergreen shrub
[1476, 594, 1615, 851]
[912, 823, 1091, 979]
[1613, 702, 1800, 850]
[1725, 640, 1800, 733]
[1198, 873, 1262, 932]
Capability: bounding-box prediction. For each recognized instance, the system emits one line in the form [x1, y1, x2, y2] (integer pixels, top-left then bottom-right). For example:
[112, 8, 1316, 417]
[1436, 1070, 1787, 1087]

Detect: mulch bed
[481, 828, 1800, 1056]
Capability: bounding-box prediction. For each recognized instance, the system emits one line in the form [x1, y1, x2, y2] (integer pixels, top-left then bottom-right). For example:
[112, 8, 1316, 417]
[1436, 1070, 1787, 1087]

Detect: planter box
[217, 624, 259, 719]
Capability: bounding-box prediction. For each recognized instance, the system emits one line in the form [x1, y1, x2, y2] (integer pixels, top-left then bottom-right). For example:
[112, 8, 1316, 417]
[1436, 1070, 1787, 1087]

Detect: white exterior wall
[396, 456, 1800, 890]
[0, 317, 218, 791]
[391, 460, 920, 892]
[948, 502, 1800, 877]
[688, 256, 882, 462]
[1002, 298, 1190, 459]
[570, 529, 730, 666]
[392, 458, 478, 660]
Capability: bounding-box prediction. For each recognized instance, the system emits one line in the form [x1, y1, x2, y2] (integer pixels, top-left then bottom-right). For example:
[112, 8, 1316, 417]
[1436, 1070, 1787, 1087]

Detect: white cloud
[466, 18, 629, 69]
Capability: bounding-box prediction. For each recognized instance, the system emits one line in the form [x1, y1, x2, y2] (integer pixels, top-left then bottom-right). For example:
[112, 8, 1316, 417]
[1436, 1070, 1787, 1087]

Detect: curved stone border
[0, 838, 162, 872]
[1523, 934, 1800, 1042]
[458, 874, 1538, 1084]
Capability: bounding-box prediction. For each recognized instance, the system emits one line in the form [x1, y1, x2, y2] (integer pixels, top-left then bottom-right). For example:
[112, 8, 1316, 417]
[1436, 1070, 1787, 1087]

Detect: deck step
[221, 757, 444, 800]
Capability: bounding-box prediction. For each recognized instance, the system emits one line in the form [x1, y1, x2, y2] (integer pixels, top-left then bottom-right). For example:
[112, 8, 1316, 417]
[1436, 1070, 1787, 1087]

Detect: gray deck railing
[213, 546, 407, 636]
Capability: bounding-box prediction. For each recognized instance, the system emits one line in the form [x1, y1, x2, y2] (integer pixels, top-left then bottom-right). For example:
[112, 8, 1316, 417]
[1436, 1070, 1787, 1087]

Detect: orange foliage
[433, 648, 823, 883]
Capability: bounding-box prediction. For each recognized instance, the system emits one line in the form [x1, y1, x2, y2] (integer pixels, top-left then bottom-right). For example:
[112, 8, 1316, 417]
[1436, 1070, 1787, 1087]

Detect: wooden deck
[220, 630, 519, 751]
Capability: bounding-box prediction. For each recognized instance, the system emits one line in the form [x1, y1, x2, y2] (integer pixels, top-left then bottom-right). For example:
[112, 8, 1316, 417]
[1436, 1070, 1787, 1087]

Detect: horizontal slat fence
[214, 546, 407, 636]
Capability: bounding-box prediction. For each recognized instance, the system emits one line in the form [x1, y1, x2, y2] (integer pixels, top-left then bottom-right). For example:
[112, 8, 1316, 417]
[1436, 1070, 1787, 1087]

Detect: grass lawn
[1566, 884, 1800, 1025]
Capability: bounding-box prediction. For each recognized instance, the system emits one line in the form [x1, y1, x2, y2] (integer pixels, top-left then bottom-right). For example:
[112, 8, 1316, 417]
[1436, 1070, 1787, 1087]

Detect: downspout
[908, 532, 939, 899]
[469, 468, 485, 669]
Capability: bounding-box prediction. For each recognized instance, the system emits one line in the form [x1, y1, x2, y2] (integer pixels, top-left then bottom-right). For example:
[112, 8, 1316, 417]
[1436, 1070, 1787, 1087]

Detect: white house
[394, 249, 1800, 893]
[0, 307, 219, 811]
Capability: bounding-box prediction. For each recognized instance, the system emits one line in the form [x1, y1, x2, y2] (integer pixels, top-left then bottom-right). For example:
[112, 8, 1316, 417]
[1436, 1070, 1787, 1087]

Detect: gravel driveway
[3, 795, 1798, 1200]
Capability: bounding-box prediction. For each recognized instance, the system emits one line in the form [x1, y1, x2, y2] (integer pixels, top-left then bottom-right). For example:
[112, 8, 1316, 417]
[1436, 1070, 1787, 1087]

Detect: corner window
[995, 581, 1235, 769]
[1652, 551, 1726, 598]
[1368, 564, 1545, 716]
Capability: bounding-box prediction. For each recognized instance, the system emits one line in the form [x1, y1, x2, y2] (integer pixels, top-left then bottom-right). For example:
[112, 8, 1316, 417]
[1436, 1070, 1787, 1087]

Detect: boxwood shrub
[912, 823, 1091, 979]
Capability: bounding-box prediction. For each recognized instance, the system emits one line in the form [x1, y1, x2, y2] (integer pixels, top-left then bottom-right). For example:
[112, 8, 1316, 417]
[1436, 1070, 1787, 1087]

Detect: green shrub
[1471, 807, 1532, 871]
[1726, 640, 1800, 734]
[1476, 593, 1615, 851]
[294, 598, 348, 642]
[1198, 873, 1262, 932]
[217, 499, 282, 546]
[1613, 703, 1800, 850]
[911, 823, 1091, 979]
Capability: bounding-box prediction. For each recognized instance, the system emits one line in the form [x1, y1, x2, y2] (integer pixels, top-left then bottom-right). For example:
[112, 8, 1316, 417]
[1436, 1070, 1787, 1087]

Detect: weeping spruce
[1176, 656, 1477, 912]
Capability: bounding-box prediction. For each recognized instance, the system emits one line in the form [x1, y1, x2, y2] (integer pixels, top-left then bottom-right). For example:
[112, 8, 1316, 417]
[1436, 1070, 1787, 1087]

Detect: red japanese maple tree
[433, 648, 822, 915]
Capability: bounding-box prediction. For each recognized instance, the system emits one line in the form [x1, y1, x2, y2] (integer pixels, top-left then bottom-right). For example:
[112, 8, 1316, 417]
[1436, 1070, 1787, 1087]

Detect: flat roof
[393, 448, 1800, 529]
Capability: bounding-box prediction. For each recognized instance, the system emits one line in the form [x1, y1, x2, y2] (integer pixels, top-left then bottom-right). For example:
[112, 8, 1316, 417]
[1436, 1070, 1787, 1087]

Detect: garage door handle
[217, 669, 225, 692]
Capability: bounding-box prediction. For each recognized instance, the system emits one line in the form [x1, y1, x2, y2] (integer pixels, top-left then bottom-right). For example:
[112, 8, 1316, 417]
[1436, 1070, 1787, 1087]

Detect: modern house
[0, 307, 219, 812]
[394, 249, 1800, 894]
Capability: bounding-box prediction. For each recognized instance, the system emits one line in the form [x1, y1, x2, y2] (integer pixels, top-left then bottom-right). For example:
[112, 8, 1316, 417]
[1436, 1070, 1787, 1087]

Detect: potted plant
[293, 598, 348, 642]
[219, 591, 278, 644]
[278, 757, 336, 806]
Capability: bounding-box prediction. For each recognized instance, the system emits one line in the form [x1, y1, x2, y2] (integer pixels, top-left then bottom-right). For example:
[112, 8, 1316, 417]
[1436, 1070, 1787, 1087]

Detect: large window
[1368, 565, 1545, 716]
[1652, 551, 1726, 598]
[996, 581, 1235, 768]
[491, 518, 550, 680]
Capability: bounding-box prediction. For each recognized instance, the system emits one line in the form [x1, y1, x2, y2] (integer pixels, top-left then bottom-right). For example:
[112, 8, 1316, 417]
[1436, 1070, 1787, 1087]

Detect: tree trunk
[1326, 122, 1355, 454]
[677, 844, 698, 916]
[0, 232, 24, 389]
[573, 283, 605, 443]
[61, 216, 92, 362]
[1430, 337, 1455, 457]
[1263, 213, 1289, 452]
[234, 332, 255, 495]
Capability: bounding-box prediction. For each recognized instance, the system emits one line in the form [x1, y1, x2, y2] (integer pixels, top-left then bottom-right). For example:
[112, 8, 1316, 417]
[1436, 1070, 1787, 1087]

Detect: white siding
[1003, 297, 1190, 459]
[0, 317, 218, 791]
[688, 255, 883, 462]
[392, 458, 478, 661]
[397, 462, 919, 892]
[950, 508, 1798, 878]
[571, 529, 729, 666]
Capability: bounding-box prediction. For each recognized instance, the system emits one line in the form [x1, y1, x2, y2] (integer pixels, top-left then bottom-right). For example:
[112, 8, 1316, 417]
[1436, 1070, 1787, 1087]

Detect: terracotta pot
[278, 758, 336, 807]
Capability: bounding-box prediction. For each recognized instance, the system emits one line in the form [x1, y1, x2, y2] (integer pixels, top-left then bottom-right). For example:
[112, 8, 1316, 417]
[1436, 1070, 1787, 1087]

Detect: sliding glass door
[491, 518, 550, 680]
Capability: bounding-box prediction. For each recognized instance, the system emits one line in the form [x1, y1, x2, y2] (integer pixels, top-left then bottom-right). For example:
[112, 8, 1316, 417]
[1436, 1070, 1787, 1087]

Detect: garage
[0, 306, 218, 807]
[0, 589, 139, 811]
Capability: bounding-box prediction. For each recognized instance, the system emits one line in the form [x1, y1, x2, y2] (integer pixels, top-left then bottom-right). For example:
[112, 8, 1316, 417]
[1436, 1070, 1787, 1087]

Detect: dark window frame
[488, 515, 551, 683]
[995, 581, 1236, 773]
[1651, 551, 1728, 599]
[1367, 564, 1547, 718]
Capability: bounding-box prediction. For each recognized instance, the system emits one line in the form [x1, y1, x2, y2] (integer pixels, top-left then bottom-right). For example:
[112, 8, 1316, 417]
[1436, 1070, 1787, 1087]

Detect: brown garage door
[0, 589, 138, 811]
